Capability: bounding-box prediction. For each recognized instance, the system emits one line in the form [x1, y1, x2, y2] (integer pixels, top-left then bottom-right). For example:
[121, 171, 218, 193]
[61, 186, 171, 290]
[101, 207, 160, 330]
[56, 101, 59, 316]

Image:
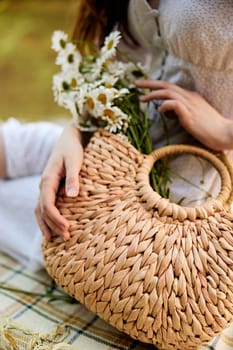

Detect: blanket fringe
[0, 317, 77, 350]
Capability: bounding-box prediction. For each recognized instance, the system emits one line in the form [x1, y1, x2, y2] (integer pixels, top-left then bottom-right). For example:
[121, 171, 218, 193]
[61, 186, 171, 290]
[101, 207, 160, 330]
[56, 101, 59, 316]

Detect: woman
[36, 3, 233, 348]
[2, 0, 231, 347]
[36, 0, 233, 240]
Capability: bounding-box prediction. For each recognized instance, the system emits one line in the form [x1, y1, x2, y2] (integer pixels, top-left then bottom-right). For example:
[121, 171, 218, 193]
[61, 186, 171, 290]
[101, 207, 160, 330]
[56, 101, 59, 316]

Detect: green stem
[160, 112, 170, 146]
[115, 91, 171, 198]
[127, 124, 142, 152]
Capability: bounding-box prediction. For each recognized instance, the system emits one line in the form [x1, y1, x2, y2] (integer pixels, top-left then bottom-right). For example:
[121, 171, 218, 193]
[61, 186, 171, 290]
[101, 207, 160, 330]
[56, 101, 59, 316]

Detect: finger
[37, 196, 70, 241]
[35, 205, 52, 241]
[140, 89, 188, 106]
[136, 79, 191, 98]
[159, 100, 192, 127]
[43, 214, 70, 241]
[39, 175, 69, 230]
[41, 200, 69, 236]
[64, 150, 83, 197]
[38, 210, 70, 241]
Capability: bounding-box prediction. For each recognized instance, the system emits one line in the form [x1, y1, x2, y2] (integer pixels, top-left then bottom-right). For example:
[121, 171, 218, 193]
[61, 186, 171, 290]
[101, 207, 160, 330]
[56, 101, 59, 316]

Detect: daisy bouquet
[51, 30, 169, 197]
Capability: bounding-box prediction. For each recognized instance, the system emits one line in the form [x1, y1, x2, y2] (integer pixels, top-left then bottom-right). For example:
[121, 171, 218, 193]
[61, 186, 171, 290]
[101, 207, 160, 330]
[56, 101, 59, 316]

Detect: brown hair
[72, 0, 130, 49]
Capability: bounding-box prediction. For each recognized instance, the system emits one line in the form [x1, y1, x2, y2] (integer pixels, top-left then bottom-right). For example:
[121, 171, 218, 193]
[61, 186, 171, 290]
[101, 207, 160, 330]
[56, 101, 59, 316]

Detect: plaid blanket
[0, 252, 231, 350]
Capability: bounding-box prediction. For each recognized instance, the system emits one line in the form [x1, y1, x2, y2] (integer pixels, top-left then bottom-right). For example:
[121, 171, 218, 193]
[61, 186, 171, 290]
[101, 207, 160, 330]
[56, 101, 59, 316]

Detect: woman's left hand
[136, 79, 233, 151]
[35, 123, 84, 241]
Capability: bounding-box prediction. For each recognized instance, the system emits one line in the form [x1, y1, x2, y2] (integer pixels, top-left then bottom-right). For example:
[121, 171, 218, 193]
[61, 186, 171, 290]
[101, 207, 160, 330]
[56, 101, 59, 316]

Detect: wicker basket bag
[43, 130, 233, 350]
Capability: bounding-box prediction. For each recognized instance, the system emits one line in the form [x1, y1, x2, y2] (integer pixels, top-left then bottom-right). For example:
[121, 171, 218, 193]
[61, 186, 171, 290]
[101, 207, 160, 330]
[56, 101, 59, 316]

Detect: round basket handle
[136, 144, 233, 221]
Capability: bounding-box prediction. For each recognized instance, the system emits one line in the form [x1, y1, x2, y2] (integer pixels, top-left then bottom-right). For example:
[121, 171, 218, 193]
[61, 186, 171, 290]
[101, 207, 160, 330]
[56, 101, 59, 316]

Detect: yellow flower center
[107, 39, 114, 50]
[104, 109, 115, 118]
[71, 78, 77, 88]
[97, 93, 107, 104]
[103, 60, 110, 67]
[87, 98, 94, 110]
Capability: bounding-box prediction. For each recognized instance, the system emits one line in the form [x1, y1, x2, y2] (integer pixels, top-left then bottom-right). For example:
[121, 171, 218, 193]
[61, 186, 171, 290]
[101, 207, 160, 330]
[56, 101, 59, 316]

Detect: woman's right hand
[35, 122, 84, 241]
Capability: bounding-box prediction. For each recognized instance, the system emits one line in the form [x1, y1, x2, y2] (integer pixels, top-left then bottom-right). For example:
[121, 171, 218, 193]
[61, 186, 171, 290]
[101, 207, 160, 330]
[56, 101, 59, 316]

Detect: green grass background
[0, 0, 77, 122]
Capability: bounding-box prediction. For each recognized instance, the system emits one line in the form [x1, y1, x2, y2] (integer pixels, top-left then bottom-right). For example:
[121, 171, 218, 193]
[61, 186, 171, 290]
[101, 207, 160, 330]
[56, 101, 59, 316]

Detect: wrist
[67, 120, 92, 148]
[66, 121, 82, 138]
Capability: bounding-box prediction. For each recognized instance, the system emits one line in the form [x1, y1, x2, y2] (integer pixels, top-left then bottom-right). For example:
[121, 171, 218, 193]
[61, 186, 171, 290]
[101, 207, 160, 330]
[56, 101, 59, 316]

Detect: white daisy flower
[106, 61, 128, 80]
[122, 62, 147, 87]
[56, 43, 82, 72]
[52, 73, 68, 106]
[85, 96, 102, 117]
[99, 31, 121, 63]
[85, 87, 107, 109]
[102, 105, 129, 133]
[86, 86, 128, 111]
[51, 30, 68, 52]
[95, 86, 119, 104]
[55, 70, 84, 90]
[99, 73, 118, 88]
[52, 71, 83, 109]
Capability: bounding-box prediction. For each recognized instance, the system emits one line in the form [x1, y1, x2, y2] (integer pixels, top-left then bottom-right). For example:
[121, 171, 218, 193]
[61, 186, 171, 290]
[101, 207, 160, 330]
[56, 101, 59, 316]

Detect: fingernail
[67, 187, 78, 197]
[63, 232, 70, 241]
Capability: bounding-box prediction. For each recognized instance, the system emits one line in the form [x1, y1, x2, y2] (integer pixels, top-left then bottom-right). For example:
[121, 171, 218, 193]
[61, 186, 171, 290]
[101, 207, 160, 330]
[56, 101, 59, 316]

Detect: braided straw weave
[43, 130, 233, 350]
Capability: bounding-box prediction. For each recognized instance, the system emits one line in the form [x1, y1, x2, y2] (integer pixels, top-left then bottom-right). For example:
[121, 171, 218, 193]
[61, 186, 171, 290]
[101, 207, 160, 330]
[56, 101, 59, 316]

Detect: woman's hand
[35, 123, 84, 241]
[136, 79, 233, 151]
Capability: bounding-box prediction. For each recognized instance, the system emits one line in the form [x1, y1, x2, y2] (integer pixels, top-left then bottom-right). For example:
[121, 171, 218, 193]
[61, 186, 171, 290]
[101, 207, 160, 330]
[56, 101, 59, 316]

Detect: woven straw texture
[43, 130, 233, 350]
